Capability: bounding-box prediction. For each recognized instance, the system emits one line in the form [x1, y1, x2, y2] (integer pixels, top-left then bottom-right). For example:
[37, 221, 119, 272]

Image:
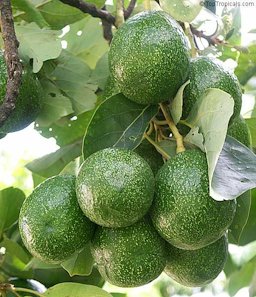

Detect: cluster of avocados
[19, 10, 250, 289]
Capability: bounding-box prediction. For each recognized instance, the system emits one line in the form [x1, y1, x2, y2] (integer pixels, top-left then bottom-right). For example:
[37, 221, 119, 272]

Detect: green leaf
[90, 52, 109, 90]
[12, 0, 48, 28]
[26, 141, 82, 178]
[87, 0, 106, 8]
[111, 294, 127, 297]
[230, 241, 256, 267]
[159, 0, 203, 22]
[50, 51, 97, 114]
[38, 0, 85, 30]
[186, 88, 234, 201]
[0, 188, 25, 237]
[170, 80, 190, 125]
[64, 17, 109, 69]
[15, 22, 62, 73]
[61, 244, 94, 277]
[157, 140, 176, 158]
[36, 81, 74, 127]
[184, 126, 204, 151]
[246, 118, 256, 148]
[229, 191, 251, 244]
[83, 94, 159, 159]
[212, 136, 256, 200]
[43, 283, 112, 297]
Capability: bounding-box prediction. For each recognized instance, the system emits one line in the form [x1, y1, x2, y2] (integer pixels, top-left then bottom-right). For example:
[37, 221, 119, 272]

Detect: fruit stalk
[14, 288, 45, 297]
[144, 133, 170, 159]
[159, 103, 185, 153]
[115, 0, 125, 27]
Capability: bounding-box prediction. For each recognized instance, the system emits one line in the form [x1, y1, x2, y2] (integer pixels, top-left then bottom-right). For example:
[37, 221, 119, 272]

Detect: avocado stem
[144, 133, 170, 160]
[184, 22, 197, 58]
[115, 0, 125, 27]
[14, 288, 45, 297]
[153, 119, 168, 126]
[144, 0, 151, 10]
[146, 121, 154, 136]
[159, 103, 186, 154]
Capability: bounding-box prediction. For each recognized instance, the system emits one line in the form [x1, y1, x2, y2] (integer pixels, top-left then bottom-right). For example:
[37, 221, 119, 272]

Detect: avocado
[109, 10, 190, 105]
[76, 148, 155, 228]
[227, 115, 252, 148]
[134, 140, 164, 175]
[165, 234, 228, 287]
[91, 217, 167, 287]
[183, 57, 242, 122]
[0, 52, 43, 134]
[150, 149, 236, 250]
[19, 175, 95, 264]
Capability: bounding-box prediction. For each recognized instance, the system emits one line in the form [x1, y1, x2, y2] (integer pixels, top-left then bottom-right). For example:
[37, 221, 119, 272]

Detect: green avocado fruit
[134, 140, 164, 175]
[0, 52, 43, 134]
[19, 175, 95, 264]
[183, 57, 242, 122]
[76, 148, 155, 228]
[150, 149, 236, 250]
[227, 115, 252, 148]
[91, 217, 167, 287]
[165, 234, 228, 287]
[109, 10, 190, 105]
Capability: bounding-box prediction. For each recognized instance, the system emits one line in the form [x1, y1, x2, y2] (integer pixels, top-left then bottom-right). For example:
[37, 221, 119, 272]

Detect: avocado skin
[183, 57, 242, 122]
[91, 217, 167, 287]
[109, 10, 190, 105]
[151, 149, 236, 250]
[0, 52, 43, 133]
[76, 148, 155, 228]
[19, 175, 95, 264]
[165, 235, 228, 287]
[134, 140, 164, 175]
[227, 115, 252, 148]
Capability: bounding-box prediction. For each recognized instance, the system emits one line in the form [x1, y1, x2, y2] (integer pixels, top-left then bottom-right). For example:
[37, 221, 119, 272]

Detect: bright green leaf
[229, 241, 256, 267]
[186, 88, 234, 201]
[229, 191, 251, 244]
[246, 118, 256, 148]
[83, 94, 159, 159]
[26, 141, 82, 178]
[0, 188, 25, 237]
[43, 283, 112, 297]
[15, 22, 62, 73]
[159, 0, 203, 22]
[170, 80, 190, 125]
[61, 244, 94, 277]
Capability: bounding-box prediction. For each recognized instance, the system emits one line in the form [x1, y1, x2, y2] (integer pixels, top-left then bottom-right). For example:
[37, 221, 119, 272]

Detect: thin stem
[159, 103, 185, 154]
[146, 121, 154, 136]
[184, 22, 197, 58]
[144, 133, 170, 160]
[153, 119, 168, 126]
[9, 289, 20, 297]
[15, 288, 45, 297]
[124, 0, 137, 19]
[144, 0, 151, 10]
[115, 0, 124, 27]
[179, 119, 193, 129]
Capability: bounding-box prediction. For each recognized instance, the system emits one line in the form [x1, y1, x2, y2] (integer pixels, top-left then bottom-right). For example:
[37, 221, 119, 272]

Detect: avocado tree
[1, 0, 256, 296]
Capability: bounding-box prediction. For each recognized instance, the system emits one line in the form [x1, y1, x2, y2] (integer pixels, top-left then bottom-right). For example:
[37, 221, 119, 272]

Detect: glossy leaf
[15, 23, 62, 73]
[61, 244, 94, 277]
[0, 188, 25, 237]
[26, 141, 82, 178]
[212, 136, 256, 200]
[83, 94, 159, 159]
[43, 283, 112, 297]
[186, 88, 234, 201]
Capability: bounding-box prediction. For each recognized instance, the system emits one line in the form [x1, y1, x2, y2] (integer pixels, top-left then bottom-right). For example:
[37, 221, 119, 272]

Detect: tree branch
[124, 0, 137, 19]
[59, 0, 116, 24]
[0, 0, 23, 127]
[190, 24, 222, 46]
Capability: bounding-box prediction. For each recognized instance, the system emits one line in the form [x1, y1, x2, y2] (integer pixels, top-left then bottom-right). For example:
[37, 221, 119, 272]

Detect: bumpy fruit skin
[91, 217, 167, 287]
[0, 52, 43, 133]
[76, 148, 155, 228]
[109, 10, 190, 105]
[134, 140, 164, 175]
[183, 57, 242, 122]
[227, 115, 252, 148]
[165, 234, 228, 287]
[19, 175, 95, 264]
[151, 149, 236, 250]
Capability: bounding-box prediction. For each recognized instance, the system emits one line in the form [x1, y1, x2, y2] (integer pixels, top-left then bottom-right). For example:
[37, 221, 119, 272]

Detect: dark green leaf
[111, 294, 127, 297]
[90, 52, 109, 90]
[229, 191, 251, 244]
[43, 283, 112, 297]
[0, 188, 25, 237]
[212, 136, 256, 200]
[226, 28, 235, 41]
[61, 244, 94, 277]
[83, 94, 159, 159]
[26, 141, 82, 178]
[246, 118, 256, 148]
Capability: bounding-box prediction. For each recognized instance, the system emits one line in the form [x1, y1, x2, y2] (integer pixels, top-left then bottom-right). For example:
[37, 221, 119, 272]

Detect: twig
[59, 0, 116, 24]
[115, 0, 124, 27]
[159, 103, 185, 154]
[144, 133, 170, 160]
[124, 0, 137, 19]
[190, 24, 222, 46]
[0, 0, 23, 127]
